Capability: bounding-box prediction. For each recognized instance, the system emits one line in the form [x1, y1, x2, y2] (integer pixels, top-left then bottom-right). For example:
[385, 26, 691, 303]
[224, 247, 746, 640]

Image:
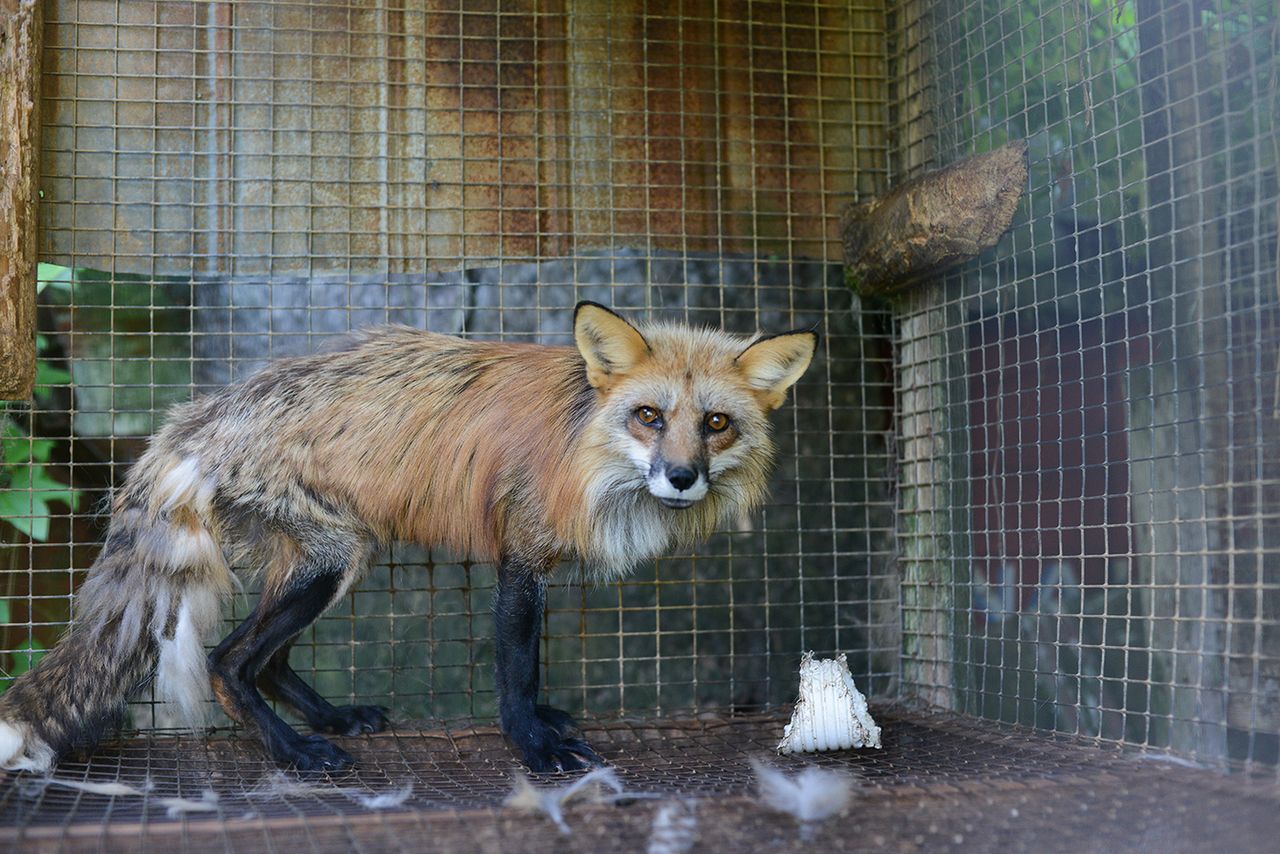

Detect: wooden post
[898, 305, 959, 708]
[0, 0, 41, 399]
[840, 140, 1027, 297]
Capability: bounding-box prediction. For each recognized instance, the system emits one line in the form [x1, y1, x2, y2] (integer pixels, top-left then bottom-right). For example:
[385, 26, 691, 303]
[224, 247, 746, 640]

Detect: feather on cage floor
[1, 709, 1276, 853]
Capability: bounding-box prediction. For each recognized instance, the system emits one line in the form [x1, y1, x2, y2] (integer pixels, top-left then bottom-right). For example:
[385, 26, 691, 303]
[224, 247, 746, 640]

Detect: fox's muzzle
[647, 460, 709, 509]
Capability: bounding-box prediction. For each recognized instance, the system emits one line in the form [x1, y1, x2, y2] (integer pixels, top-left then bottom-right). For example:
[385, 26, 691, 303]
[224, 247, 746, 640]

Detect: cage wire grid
[4, 709, 1279, 852]
[893, 0, 1280, 773]
[1, 0, 1279, 849]
[10, 0, 906, 732]
[7, 1, 899, 732]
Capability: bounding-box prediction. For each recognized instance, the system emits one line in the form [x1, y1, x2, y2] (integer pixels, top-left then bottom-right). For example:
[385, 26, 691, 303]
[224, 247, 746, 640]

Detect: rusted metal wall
[40, 0, 888, 278]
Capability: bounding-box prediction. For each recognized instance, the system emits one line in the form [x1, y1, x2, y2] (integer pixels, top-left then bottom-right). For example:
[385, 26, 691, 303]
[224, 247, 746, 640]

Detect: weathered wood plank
[0, 0, 40, 399]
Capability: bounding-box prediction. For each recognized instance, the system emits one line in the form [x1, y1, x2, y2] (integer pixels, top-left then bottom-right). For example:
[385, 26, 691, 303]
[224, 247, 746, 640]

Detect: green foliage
[38, 263, 192, 437]
[952, 0, 1148, 271]
[8, 639, 46, 679]
[1, 266, 78, 692]
[950, 0, 1276, 310]
[0, 594, 46, 690]
[2, 266, 80, 542]
[0, 418, 79, 543]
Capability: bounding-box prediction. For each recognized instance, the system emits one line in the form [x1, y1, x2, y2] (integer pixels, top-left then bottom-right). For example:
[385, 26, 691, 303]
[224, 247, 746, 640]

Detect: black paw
[315, 705, 390, 736]
[272, 733, 356, 772]
[512, 713, 604, 773]
[523, 735, 605, 773]
[535, 704, 578, 737]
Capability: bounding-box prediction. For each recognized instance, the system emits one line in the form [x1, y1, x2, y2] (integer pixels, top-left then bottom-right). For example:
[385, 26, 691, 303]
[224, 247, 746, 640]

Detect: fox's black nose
[667, 466, 698, 491]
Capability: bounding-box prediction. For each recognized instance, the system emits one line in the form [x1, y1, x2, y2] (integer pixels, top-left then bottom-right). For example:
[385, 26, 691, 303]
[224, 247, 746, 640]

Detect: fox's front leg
[494, 556, 603, 772]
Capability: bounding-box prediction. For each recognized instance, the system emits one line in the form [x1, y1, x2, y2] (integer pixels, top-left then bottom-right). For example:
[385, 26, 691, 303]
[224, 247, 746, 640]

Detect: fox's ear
[736, 330, 818, 410]
[574, 302, 651, 389]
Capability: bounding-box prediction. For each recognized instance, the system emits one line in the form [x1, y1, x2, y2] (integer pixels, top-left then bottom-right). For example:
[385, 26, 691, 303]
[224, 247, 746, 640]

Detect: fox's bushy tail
[0, 472, 233, 772]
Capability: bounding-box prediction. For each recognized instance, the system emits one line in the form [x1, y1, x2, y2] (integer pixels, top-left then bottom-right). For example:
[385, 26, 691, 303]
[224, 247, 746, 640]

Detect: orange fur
[126, 312, 814, 582]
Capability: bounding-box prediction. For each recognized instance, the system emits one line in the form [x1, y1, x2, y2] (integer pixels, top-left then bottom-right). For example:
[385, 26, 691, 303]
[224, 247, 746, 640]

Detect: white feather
[751, 759, 853, 824]
[647, 800, 698, 854]
[247, 771, 327, 798]
[158, 790, 220, 818]
[345, 784, 413, 810]
[246, 771, 413, 811]
[16, 775, 151, 797]
[505, 767, 625, 834]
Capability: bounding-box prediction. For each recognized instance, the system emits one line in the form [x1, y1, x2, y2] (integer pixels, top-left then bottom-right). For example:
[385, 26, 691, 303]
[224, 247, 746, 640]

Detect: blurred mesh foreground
[1, 0, 1278, 851]
[4, 711, 1277, 853]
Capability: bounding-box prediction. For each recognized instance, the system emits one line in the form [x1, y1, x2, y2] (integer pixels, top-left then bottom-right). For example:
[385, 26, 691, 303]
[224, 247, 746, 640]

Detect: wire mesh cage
[894, 0, 1280, 774]
[0, 0, 1277, 850]
[12, 0, 900, 725]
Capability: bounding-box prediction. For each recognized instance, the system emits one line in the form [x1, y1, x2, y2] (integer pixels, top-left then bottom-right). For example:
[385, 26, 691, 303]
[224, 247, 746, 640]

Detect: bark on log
[0, 0, 41, 399]
[841, 140, 1027, 297]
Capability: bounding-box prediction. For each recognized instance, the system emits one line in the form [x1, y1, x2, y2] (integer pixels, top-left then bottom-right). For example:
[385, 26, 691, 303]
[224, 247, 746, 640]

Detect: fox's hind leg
[259, 644, 389, 736]
[209, 529, 371, 771]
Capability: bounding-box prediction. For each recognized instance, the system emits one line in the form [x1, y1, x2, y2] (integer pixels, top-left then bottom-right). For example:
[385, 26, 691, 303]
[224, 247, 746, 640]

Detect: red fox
[0, 302, 816, 773]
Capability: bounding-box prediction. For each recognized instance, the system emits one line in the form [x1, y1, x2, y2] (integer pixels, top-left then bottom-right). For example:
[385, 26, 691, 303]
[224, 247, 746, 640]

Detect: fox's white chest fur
[579, 466, 678, 577]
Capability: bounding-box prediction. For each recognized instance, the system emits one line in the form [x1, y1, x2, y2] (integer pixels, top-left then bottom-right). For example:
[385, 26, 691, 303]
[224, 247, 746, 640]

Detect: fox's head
[573, 302, 816, 519]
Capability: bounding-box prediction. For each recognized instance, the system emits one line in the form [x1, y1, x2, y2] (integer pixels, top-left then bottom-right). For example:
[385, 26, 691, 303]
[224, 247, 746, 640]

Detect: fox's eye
[635, 406, 662, 426]
[705, 412, 731, 432]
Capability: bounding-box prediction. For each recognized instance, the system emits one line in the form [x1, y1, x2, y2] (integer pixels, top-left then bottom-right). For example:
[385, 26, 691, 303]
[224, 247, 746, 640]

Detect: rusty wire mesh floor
[1, 708, 1276, 852]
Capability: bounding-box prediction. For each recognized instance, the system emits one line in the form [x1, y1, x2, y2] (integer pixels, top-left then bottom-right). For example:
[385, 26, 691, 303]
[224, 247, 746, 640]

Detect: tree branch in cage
[0, 0, 41, 399]
[839, 140, 1027, 297]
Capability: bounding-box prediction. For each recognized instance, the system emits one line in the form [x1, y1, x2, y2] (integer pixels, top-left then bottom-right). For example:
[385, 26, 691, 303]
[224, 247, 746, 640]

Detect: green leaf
[2, 433, 33, 465]
[26, 464, 80, 512]
[25, 515, 47, 543]
[11, 639, 46, 677]
[4, 465, 31, 493]
[0, 489, 47, 541]
[36, 263, 72, 296]
[0, 599, 9, 624]
[0, 458, 77, 541]
[35, 361, 71, 389]
[27, 438, 55, 464]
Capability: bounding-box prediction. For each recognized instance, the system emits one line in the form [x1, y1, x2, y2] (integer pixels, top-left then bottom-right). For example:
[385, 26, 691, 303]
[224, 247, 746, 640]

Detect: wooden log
[0, 0, 41, 399]
[841, 140, 1027, 297]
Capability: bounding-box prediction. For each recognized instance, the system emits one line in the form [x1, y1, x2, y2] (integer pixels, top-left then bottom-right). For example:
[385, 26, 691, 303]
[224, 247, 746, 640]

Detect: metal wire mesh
[893, 0, 1280, 773]
[3, 0, 1280, 848]
[3, 0, 898, 728]
[3, 708, 1278, 852]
